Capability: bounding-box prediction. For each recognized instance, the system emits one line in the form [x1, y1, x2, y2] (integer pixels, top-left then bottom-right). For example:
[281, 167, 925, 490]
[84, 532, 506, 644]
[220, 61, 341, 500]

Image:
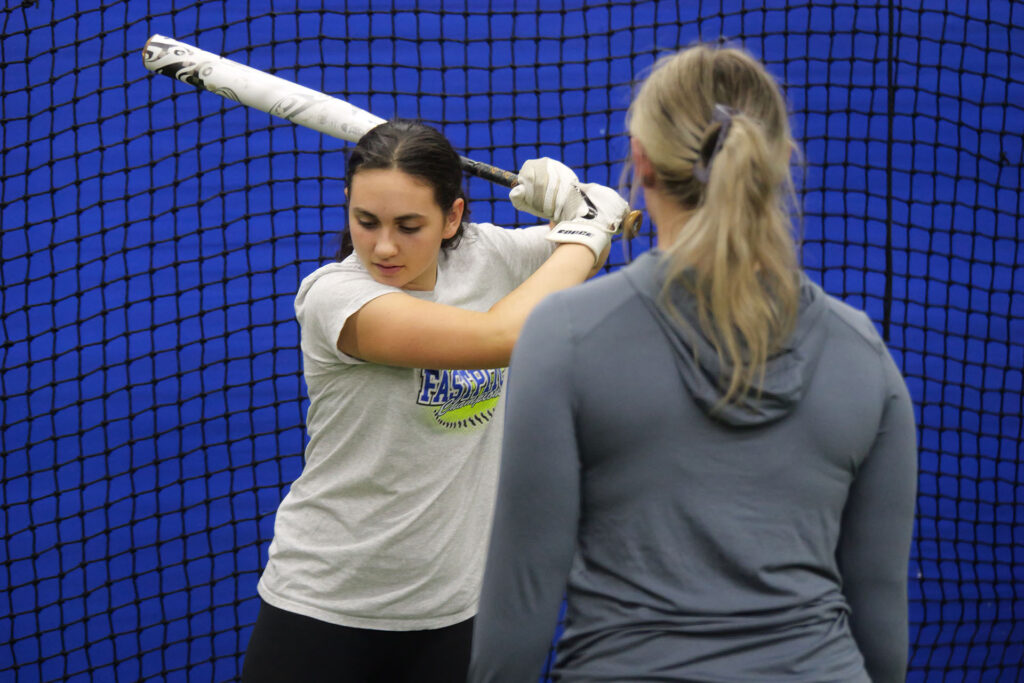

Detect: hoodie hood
[623, 250, 829, 428]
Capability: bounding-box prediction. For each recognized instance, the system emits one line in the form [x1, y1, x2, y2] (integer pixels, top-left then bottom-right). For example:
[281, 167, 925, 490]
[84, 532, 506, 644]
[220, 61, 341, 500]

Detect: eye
[355, 218, 378, 229]
[399, 225, 423, 234]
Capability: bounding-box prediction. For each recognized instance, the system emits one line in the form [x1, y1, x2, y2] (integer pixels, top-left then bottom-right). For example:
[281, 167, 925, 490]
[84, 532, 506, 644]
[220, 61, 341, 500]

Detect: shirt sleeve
[474, 222, 556, 285]
[294, 261, 404, 365]
[836, 351, 918, 683]
[468, 293, 580, 683]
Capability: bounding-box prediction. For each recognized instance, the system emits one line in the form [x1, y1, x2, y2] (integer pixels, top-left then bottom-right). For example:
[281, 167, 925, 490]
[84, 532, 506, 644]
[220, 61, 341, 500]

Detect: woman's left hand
[509, 157, 581, 222]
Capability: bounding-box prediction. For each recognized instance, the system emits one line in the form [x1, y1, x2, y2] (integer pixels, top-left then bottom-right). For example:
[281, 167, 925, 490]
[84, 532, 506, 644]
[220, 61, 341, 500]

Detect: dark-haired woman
[241, 119, 629, 682]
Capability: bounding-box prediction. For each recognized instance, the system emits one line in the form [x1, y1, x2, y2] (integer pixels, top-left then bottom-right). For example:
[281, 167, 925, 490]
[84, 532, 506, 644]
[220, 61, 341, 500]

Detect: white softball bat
[141, 34, 520, 187]
[141, 34, 641, 235]
[142, 34, 387, 143]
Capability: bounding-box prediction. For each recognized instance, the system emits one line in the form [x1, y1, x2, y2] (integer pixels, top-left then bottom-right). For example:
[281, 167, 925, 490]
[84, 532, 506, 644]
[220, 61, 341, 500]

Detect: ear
[631, 138, 656, 188]
[443, 197, 464, 239]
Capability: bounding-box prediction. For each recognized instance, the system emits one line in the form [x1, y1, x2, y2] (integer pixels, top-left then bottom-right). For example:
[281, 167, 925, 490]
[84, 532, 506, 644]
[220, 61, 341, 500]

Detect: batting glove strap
[544, 182, 629, 264]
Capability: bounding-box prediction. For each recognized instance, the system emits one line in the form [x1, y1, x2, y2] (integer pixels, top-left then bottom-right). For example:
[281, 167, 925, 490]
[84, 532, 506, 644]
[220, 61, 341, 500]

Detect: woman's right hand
[544, 182, 628, 265]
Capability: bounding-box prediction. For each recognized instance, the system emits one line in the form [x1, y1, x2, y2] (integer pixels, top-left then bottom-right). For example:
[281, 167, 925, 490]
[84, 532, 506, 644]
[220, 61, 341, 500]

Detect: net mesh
[1, 1, 1021, 681]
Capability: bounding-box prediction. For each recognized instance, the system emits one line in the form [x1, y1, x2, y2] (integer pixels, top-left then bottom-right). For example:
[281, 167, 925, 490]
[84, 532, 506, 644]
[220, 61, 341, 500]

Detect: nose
[373, 228, 399, 259]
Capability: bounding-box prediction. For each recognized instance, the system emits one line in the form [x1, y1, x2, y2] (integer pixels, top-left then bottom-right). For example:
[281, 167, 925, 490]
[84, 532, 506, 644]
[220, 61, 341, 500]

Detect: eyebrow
[352, 207, 427, 221]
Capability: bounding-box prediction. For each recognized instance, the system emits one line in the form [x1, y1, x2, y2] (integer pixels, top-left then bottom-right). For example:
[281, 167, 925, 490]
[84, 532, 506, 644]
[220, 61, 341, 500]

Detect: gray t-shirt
[258, 222, 554, 631]
[470, 252, 917, 682]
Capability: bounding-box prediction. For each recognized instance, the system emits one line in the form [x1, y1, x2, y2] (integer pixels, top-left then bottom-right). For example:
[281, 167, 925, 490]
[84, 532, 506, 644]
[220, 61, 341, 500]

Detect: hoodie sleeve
[836, 352, 918, 683]
[468, 293, 580, 683]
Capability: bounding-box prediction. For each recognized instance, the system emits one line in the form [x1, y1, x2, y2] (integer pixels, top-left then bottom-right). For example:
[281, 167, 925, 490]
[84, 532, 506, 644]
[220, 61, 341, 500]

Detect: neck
[645, 186, 693, 247]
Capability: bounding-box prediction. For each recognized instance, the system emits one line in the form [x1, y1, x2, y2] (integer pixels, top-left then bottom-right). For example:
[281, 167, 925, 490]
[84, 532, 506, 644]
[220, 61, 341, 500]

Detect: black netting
[1, 2, 1021, 681]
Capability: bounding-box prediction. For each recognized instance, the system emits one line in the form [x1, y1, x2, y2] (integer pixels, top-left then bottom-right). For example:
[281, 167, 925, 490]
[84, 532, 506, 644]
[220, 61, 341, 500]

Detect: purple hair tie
[693, 104, 738, 184]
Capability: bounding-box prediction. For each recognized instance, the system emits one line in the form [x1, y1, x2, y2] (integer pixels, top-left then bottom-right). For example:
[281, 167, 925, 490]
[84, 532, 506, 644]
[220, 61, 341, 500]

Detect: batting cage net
[1, 1, 1021, 681]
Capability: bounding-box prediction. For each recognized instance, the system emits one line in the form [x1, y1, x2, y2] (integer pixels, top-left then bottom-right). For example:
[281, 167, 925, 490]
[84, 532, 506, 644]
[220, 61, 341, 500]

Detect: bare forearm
[338, 243, 595, 370]
[590, 240, 611, 277]
[487, 242, 595, 343]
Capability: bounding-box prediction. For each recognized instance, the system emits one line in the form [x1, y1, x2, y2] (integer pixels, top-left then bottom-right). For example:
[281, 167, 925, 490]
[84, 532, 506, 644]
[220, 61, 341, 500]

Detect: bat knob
[622, 210, 643, 239]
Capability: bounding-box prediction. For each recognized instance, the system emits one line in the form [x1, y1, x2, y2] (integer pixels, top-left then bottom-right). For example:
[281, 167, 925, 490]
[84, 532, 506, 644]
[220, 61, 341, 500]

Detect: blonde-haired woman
[469, 45, 917, 682]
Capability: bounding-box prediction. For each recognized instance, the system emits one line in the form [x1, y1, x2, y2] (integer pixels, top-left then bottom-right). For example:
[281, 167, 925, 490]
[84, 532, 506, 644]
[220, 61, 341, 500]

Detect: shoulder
[298, 258, 370, 292]
[550, 252, 661, 326]
[809, 280, 887, 356]
[295, 257, 402, 315]
[463, 221, 549, 253]
[437, 223, 496, 265]
[524, 263, 646, 344]
[441, 222, 554, 291]
[805, 279, 909, 398]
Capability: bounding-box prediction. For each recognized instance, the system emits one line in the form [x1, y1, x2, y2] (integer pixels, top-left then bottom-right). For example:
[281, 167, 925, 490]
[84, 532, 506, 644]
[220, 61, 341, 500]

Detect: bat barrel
[142, 34, 385, 144]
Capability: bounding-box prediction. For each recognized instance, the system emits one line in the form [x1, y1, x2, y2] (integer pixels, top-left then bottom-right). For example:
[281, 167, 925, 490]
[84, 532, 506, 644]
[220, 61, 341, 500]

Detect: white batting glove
[545, 182, 629, 264]
[509, 157, 581, 223]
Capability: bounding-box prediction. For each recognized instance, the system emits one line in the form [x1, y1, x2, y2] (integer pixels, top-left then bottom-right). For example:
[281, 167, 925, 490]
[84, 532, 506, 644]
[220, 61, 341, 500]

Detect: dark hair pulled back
[336, 119, 469, 260]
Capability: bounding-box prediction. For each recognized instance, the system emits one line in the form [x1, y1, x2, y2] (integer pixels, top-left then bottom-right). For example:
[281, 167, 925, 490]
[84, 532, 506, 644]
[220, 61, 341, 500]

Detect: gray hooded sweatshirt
[469, 251, 917, 682]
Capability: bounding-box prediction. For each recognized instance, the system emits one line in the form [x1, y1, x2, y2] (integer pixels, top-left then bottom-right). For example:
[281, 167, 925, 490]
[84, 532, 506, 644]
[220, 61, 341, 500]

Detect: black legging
[241, 599, 474, 683]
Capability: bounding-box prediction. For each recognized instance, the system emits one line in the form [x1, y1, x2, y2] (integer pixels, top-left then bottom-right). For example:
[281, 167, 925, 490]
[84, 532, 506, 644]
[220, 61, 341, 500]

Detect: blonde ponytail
[628, 45, 801, 409]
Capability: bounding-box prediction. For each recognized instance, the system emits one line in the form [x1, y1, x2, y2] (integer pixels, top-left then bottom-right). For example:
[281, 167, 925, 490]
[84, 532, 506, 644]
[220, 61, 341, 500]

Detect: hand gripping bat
[141, 35, 642, 237]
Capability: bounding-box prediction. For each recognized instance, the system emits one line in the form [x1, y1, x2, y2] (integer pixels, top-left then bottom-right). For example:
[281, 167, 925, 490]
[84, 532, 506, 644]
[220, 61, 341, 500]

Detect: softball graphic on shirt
[417, 368, 505, 430]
